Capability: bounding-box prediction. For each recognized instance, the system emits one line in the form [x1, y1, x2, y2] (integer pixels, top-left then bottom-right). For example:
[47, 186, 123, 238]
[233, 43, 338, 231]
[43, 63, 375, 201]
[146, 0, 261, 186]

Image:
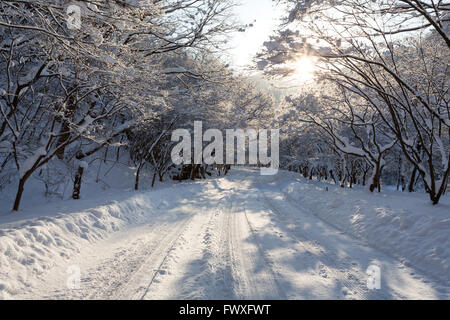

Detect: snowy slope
[0, 167, 449, 300]
[0, 188, 165, 299]
[281, 176, 450, 284]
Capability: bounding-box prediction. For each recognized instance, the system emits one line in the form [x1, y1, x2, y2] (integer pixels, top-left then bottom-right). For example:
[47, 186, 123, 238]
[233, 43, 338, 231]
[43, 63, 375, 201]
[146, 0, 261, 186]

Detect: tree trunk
[362, 167, 369, 186]
[329, 169, 337, 184]
[430, 166, 449, 205]
[151, 171, 157, 188]
[340, 174, 347, 188]
[103, 146, 109, 163]
[349, 168, 355, 188]
[190, 164, 199, 180]
[12, 177, 26, 211]
[408, 167, 418, 192]
[12, 153, 46, 211]
[369, 164, 382, 193]
[72, 165, 84, 199]
[116, 145, 121, 161]
[135, 164, 142, 190]
[56, 94, 77, 160]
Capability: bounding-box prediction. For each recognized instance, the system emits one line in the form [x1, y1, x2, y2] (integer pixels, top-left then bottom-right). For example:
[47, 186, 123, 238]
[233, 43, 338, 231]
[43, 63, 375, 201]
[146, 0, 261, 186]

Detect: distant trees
[260, 0, 449, 204]
[128, 115, 178, 190]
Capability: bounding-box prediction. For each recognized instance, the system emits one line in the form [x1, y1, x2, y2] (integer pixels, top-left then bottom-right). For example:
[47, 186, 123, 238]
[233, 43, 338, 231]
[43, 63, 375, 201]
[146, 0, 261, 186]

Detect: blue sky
[229, 0, 284, 68]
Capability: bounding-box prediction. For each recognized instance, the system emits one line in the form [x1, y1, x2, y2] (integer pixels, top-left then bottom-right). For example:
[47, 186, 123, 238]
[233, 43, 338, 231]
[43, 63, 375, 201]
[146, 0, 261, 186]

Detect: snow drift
[0, 190, 163, 299]
[281, 177, 450, 284]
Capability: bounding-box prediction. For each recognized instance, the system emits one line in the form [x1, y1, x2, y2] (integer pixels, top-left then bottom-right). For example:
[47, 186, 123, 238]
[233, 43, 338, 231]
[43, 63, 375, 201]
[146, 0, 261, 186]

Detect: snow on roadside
[0, 190, 165, 299]
[1, 167, 448, 299]
[281, 177, 450, 284]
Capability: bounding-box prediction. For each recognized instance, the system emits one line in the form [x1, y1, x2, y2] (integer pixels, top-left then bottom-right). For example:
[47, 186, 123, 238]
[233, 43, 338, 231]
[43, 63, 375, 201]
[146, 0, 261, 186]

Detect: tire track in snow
[106, 217, 192, 299]
[282, 187, 450, 294]
[132, 215, 196, 300]
[142, 185, 287, 299]
[214, 182, 287, 299]
[139, 190, 234, 299]
[241, 207, 287, 299]
[200, 194, 236, 299]
[15, 168, 447, 300]
[88, 185, 227, 299]
[34, 214, 196, 300]
[256, 179, 446, 299]
[279, 188, 449, 299]
[258, 190, 376, 300]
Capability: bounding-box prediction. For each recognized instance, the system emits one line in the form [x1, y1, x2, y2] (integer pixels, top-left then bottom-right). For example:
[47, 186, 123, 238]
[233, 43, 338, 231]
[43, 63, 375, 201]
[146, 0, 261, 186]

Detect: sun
[292, 56, 318, 82]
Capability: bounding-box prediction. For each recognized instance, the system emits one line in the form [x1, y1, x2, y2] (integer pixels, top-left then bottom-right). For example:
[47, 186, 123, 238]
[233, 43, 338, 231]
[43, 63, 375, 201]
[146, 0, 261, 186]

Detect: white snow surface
[0, 167, 449, 300]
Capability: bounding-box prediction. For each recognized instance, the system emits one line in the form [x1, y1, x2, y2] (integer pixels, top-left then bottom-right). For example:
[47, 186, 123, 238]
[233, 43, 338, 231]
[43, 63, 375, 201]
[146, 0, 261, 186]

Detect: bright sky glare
[292, 56, 318, 82]
[230, 0, 284, 68]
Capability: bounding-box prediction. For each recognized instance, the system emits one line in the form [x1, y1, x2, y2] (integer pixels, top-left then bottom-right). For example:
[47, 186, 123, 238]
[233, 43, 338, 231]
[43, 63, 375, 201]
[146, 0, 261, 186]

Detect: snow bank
[0, 191, 160, 299]
[281, 178, 450, 284]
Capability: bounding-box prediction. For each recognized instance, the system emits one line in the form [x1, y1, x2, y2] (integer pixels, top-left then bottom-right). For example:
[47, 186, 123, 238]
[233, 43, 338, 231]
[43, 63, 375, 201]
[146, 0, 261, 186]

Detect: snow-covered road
[13, 168, 450, 300]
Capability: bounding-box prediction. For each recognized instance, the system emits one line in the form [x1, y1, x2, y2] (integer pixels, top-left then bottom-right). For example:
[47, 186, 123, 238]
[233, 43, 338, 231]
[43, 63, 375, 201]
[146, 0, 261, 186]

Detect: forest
[0, 1, 448, 205]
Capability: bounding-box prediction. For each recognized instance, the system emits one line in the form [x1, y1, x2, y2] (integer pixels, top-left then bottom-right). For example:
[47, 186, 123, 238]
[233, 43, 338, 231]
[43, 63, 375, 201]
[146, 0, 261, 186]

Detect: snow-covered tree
[258, 0, 449, 203]
[0, 0, 240, 210]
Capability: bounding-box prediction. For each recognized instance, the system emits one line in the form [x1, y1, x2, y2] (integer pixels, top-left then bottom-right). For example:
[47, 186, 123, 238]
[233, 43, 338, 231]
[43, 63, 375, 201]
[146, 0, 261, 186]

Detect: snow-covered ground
[0, 167, 449, 300]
